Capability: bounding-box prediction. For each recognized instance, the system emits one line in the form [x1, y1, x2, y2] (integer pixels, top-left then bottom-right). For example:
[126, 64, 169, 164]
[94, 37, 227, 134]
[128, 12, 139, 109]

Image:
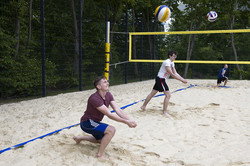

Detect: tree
[229, 0, 241, 79]
[26, 0, 33, 49]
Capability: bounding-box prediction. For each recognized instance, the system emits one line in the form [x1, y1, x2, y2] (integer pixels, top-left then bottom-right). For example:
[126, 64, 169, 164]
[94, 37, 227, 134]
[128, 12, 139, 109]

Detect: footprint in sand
[132, 144, 145, 150]
[144, 151, 160, 158]
[162, 160, 185, 165]
[218, 129, 231, 134]
[160, 102, 175, 106]
[209, 103, 220, 106]
[198, 124, 210, 127]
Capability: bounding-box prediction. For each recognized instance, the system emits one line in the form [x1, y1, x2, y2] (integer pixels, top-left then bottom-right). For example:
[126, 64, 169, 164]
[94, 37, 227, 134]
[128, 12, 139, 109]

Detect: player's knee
[165, 92, 171, 99]
[110, 126, 116, 137]
[106, 126, 116, 136]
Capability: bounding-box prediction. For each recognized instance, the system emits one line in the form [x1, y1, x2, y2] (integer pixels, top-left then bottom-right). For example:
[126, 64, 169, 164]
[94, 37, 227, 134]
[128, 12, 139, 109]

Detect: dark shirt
[218, 68, 227, 78]
[80, 91, 114, 122]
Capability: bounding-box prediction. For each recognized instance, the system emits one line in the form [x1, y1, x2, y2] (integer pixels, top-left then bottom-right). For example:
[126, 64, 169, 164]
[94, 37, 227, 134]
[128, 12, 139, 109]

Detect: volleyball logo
[207, 11, 218, 22]
[155, 5, 171, 22]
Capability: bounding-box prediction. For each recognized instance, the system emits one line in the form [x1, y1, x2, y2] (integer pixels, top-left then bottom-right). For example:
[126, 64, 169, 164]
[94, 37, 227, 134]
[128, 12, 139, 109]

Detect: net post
[78, 0, 83, 91]
[41, 0, 46, 97]
[104, 21, 110, 81]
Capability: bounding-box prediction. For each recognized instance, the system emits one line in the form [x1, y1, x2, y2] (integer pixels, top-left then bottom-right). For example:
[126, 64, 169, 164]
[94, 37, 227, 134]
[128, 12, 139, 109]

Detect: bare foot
[140, 105, 146, 111]
[96, 154, 109, 161]
[163, 112, 173, 119]
[73, 136, 81, 144]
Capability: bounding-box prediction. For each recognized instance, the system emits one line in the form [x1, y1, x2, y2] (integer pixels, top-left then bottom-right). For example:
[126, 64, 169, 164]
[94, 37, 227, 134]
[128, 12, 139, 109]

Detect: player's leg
[224, 77, 228, 86]
[96, 125, 116, 159]
[217, 78, 222, 87]
[163, 90, 171, 117]
[74, 120, 107, 144]
[141, 89, 158, 110]
[73, 135, 98, 144]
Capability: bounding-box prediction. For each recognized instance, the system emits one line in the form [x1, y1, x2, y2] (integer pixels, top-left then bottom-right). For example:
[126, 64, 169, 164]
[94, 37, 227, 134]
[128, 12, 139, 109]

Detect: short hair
[168, 50, 177, 57]
[93, 76, 106, 89]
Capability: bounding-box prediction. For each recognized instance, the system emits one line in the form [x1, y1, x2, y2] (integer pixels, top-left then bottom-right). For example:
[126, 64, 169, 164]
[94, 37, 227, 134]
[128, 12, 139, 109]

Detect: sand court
[0, 79, 250, 166]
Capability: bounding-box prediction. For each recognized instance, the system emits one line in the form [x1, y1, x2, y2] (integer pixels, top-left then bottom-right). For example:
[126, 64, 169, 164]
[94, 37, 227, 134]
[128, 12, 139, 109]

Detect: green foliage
[0, 55, 58, 98]
[0, 0, 249, 100]
[232, 66, 250, 80]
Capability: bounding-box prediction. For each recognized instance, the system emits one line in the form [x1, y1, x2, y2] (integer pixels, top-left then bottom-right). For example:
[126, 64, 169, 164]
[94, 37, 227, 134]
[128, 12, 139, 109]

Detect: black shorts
[153, 77, 169, 92]
[217, 77, 227, 84]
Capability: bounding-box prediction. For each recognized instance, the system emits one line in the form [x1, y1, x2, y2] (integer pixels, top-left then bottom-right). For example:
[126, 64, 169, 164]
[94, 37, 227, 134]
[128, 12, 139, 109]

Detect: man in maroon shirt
[73, 76, 137, 159]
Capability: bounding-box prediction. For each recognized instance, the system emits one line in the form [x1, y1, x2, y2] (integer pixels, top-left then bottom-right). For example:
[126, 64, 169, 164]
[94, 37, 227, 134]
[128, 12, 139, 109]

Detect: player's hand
[182, 79, 188, 84]
[127, 120, 137, 128]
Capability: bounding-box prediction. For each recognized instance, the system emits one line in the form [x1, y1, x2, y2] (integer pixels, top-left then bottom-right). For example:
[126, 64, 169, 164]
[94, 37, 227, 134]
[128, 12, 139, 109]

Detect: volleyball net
[128, 29, 250, 64]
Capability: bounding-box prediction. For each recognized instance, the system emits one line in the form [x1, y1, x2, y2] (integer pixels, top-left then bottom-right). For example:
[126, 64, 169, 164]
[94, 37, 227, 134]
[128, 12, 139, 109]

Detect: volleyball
[155, 5, 171, 22]
[207, 11, 218, 22]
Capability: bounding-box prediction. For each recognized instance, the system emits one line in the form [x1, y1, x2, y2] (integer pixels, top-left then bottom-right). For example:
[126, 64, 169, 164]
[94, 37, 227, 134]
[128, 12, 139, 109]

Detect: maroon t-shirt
[80, 91, 114, 122]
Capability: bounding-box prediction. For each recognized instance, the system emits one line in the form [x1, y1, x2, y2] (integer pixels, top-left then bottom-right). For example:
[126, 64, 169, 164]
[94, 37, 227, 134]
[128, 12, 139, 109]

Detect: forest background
[0, 0, 249, 100]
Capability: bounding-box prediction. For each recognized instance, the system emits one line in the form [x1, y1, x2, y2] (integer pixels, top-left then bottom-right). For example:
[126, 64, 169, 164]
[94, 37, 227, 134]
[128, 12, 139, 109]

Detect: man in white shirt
[141, 51, 187, 117]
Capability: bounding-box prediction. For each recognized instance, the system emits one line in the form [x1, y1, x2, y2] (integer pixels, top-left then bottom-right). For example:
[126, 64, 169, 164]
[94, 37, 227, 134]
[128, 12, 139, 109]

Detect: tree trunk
[145, 8, 154, 78]
[183, 12, 202, 78]
[183, 22, 193, 78]
[14, 15, 20, 59]
[231, 0, 242, 79]
[26, 0, 33, 49]
[71, 0, 80, 75]
[132, 6, 138, 76]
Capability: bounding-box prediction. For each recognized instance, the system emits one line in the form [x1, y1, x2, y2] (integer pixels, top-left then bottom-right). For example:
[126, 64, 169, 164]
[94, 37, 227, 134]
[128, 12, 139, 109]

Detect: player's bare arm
[110, 101, 130, 120]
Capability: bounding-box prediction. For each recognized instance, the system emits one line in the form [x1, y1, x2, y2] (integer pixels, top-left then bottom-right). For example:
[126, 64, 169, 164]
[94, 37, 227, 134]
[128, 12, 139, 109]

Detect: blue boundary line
[110, 84, 198, 113]
[0, 84, 198, 154]
[0, 123, 79, 154]
[218, 86, 231, 88]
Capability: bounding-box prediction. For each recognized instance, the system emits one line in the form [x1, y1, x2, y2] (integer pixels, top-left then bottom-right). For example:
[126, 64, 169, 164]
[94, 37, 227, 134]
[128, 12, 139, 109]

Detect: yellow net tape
[129, 29, 250, 35]
[129, 29, 250, 64]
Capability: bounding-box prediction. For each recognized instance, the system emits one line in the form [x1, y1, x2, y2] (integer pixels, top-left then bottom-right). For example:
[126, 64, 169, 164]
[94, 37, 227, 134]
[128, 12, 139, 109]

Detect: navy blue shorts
[80, 119, 108, 140]
[217, 77, 227, 84]
[153, 77, 169, 92]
